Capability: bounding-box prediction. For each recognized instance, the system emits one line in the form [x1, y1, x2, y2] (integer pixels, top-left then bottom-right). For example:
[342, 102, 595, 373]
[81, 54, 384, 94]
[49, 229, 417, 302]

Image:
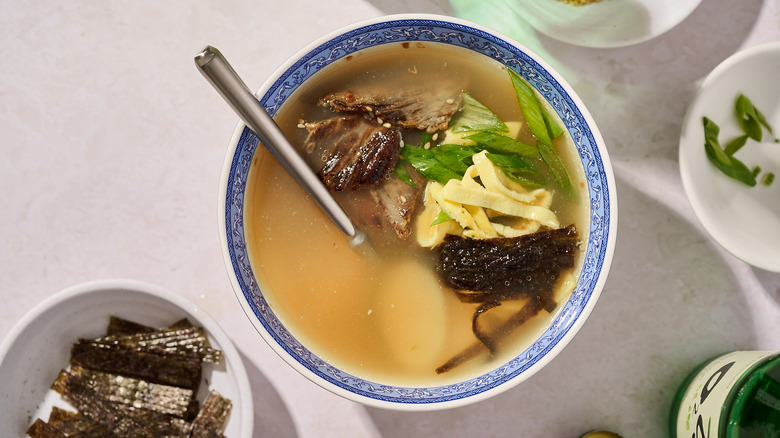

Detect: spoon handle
[195, 45, 357, 238]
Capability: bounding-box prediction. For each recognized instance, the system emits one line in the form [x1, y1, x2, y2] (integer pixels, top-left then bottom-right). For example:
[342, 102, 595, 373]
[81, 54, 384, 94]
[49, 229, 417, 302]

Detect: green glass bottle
[669, 351, 780, 437]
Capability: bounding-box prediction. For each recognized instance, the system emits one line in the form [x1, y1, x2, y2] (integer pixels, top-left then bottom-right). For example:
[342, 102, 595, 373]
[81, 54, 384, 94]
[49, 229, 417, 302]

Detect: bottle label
[675, 351, 776, 438]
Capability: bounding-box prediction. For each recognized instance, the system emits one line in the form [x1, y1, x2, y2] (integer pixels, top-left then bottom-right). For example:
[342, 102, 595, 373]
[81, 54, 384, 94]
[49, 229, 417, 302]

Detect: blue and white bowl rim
[219, 14, 617, 410]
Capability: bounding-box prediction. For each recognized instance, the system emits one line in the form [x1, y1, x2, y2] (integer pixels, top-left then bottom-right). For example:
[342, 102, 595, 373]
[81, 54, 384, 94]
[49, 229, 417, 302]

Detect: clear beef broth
[244, 42, 588, 386]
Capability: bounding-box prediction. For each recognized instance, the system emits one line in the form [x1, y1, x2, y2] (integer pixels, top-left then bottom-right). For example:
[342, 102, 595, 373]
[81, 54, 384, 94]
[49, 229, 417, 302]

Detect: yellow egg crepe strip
[415, 183, 462, 247]
[428, 182, 479, 231]
[462, 205, 497, 239]
[472, 151, 550, 206]
[442, 121, 524, 147]
[441, 180, 559, 229]
[415, 151, 560, 247]
[490, 219, 541, 238]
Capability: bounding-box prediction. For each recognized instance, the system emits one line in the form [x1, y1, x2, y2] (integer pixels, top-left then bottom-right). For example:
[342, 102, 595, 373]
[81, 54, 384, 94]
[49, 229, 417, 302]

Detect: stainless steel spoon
[195, 46, 368, 248]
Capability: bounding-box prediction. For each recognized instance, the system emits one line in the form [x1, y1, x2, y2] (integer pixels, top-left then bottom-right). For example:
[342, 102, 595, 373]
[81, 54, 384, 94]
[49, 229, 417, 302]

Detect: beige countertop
[2, 0, 779, 436]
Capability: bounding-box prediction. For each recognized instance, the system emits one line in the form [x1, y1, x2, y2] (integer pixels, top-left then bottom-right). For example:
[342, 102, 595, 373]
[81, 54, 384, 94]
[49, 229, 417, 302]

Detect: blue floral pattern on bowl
[223, 16, 614, 407]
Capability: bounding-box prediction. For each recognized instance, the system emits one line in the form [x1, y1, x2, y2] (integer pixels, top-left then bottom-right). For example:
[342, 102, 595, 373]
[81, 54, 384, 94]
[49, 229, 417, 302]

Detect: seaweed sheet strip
[436, 298, 544, 374]
[184, 397, 202, 422]
[47, 406, 115, 437]
[106, 316, 156, 336]
[190, 390, 233, 438]
[95, 327, 220, 360]
[166, 318, 196, 330]
[70, 341, 203, 391]
[26, 418, 67, 438]
[107, 316, 194, 336]
[52, 370, 192, 438]
[472, 301, 503, 355]
[436, 225, 579, 296]
[67, 365, 194, 417]
[90, 326, 223, 363]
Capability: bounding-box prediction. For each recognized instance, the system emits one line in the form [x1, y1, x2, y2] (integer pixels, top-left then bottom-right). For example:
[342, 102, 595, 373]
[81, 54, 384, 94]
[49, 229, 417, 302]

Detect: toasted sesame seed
[446, 98, 455, 105]
[424, 142, 431, 150]
[383, 122, 392, 128]
[432, 133, 439, 141]
[399, 195, 407, 203]
[377, 117, 384, 124]
[297, 123, 305, 129]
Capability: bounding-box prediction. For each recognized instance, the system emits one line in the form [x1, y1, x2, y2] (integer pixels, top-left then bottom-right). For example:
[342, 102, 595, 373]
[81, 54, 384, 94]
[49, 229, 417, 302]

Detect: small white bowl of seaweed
[0, 279, 253, 437]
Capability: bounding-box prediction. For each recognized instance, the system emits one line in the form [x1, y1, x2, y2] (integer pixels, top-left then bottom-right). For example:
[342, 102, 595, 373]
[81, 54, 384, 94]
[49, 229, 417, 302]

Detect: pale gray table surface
[2, 0, 779, 436]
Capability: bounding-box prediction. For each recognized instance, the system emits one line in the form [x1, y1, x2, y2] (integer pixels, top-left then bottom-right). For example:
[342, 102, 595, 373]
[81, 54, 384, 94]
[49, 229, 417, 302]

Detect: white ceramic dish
[680, 42, 780, 273]
[220, 14, 617, 410]
[505, 0, 702, 48]
[0, 279, 253, 437]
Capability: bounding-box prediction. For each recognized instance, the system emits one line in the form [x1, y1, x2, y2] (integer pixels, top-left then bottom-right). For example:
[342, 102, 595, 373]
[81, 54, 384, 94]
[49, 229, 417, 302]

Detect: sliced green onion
[394, 160, 415, 187]
[508, 68, 574, 194]
[401, 145, 461, 185]
[463, 131, 539, 158]
[723, 134, 748, 156]
[703, 117, 732, 167]
[736, 94, 764, 141]
[485, 153, 546, 187]
[755, 107, 773, 135]
[740, 94, 773, 134]
[484, 152, 536, 171]
[420, 130, 437, 148]
[450, 92, 508, 133]
[431, 210, 453, 226]
[508, 68, 551, 147]
[763, 173, 775, 186]
[542, 105, 565, 140]
[430, 144, 480, 174]
[702, 117, 757, 187]
[538, 142, 574, 197]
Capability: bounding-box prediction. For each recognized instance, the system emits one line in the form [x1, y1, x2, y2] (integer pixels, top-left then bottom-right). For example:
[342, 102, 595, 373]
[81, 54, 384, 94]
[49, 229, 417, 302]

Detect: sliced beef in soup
[303, 116, 401, 191]
[302, 115, 422, 238]
[319, 85, 463, 133]
[361, 166, 424, 239]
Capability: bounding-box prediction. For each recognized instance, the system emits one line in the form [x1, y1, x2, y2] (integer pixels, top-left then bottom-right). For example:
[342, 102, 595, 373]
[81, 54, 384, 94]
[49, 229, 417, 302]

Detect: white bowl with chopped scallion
[680, 42, 780, 272]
